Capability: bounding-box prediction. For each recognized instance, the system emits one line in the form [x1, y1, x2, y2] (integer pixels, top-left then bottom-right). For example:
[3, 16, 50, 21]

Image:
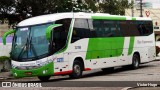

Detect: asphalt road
[1, 60, 160, 90]
[6, 60, 160, 81]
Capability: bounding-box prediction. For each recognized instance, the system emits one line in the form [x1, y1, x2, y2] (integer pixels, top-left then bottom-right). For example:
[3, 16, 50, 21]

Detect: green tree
[14, 0, 94, 19]
[0, 0, 133, 25]
[99, 0, 132, 15]
[1, 0, 97, 25]
[16, 0, 93, 19]
[84, 0, 98, 12]
[15, 0, 57, 18]
[0, 0, 15, 15]
[0, 0, 16, 24]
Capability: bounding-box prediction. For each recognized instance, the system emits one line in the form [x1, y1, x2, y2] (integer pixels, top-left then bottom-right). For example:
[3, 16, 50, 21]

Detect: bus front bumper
[12, 62, 54, 78]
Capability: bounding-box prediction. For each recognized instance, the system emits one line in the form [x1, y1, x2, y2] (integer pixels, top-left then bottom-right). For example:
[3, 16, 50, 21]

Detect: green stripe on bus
[128, 37, 135, 55]
[132, 17, 136, 20]
[92, 16, 126, 20]
[86, 37, 124, 60]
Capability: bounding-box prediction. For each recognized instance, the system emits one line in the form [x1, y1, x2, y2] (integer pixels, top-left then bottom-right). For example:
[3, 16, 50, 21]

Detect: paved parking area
[1, 60, 160, 90]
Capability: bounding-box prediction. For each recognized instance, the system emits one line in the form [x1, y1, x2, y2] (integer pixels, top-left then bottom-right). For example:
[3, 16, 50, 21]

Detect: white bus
[3, 12, 155, 81]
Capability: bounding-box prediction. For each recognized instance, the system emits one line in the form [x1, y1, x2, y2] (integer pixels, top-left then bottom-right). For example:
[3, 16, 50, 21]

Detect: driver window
[51, 18, 71, 53]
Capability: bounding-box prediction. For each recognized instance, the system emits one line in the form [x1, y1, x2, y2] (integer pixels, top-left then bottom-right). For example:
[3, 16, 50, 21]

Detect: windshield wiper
[29, 36, 38, 59]
[18, 37, 29, 60]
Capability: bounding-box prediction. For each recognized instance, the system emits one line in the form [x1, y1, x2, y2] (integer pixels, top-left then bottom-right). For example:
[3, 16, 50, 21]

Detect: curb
[0, 71, 13, 80]
[0, 76, 14, 80]
[121, 87, 132, 90]
[121, 86, 160, 90]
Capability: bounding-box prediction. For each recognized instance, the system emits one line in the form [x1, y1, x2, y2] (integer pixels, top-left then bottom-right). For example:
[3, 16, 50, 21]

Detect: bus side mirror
[2, 29, 16, 45]
[46, 24, 62, 41]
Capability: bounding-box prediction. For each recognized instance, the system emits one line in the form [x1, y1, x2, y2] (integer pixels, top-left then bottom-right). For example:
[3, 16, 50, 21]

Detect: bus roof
[17, 12, 152, 27]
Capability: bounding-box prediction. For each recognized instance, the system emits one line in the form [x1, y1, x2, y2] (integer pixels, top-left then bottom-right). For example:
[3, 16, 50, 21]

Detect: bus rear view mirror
[2, 29, 16, 45]
[46, 24, 62, 41]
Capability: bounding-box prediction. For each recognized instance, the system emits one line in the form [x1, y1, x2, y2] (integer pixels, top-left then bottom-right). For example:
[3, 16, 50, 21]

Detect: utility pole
[131, 0, 134, 17]
[132, 8, 134, 17]
[140, 0, 143, 17]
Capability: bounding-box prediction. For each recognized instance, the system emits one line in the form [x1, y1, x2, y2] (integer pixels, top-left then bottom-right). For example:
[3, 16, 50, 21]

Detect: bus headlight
[42, 70, 48, 74]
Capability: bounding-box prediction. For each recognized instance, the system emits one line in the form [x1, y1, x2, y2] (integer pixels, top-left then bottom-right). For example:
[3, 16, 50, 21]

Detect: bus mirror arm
[2, 29, 16, 45]
[46, 24, 62, 41]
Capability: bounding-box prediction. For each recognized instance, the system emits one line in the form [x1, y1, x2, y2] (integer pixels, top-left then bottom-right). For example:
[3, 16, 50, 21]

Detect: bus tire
[38, 76, 50, 82]
[69, 60, 83, 79]
[132, 53, 140, 69]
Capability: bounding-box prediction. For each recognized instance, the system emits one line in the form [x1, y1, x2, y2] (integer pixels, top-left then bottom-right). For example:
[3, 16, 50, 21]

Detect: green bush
[0, 56, 11, 72]
[0, 56, 11, 61]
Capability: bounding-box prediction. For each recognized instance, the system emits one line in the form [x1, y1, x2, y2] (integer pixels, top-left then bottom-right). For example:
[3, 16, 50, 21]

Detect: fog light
[43, 70, 48, 74]
[14, 73, 17, 76]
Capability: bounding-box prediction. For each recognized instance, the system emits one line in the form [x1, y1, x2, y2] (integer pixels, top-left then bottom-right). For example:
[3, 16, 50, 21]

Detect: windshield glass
[11, 23, 51, 61]
[11, 19, 71, 62]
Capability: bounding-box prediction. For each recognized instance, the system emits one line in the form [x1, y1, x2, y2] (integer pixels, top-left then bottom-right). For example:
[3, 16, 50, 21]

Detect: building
[0, 24, 12, 56]
[126, 0, 160, 40]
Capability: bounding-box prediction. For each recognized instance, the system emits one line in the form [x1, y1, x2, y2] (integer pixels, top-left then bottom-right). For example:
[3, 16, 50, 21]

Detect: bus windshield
[11, 23, 51, 61]
[11, 19, 71, 62]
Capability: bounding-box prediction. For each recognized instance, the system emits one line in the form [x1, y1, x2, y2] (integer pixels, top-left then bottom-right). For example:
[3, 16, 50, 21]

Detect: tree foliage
[15, 0, 96, 19]
[0, 0, 15, 15]
[0, 0, 133, 25]
[0, 0, 15, 24]
[99, 0, 132, 15]
[84, 0, 97, 12]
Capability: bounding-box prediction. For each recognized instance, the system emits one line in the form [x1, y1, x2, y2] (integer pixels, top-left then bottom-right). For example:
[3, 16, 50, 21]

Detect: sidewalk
[128, 87, 160, 90]
[0, 71, 13, 80]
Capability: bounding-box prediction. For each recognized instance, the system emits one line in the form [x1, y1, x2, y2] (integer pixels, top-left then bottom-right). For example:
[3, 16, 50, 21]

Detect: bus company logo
[2, 82, 11, 87]
[137, 40, 153, 44]
[57, 58, 64, 62]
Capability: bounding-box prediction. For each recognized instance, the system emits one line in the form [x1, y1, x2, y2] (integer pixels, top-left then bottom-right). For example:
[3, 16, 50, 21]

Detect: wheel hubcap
[134, 57, 139, 67]
[74, 65, 80, 75]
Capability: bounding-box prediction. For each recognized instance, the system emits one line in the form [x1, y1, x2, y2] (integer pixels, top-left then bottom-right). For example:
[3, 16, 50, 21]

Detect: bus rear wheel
[131, 54, 140, 69]
[38, 76, 50, 82]
[69, 60, 83, 79]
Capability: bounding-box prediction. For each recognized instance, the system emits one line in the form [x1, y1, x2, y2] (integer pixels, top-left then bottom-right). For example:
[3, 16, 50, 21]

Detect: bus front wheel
[132, 54, 140, 69]
[69, 60, 83, 79]
[38, 76, 50, 82]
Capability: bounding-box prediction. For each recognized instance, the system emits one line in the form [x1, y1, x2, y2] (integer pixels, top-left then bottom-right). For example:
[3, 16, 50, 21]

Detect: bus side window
[88, 19, 97, 38]
[71, 19, 90, 43]
[136, 21, 153, 36]
[92, 20, 122, 37]
[144, 21, 153, 35]
[107, 21, 122, 37]
[118, 21, 129, 36]
[129, 21, 141, 36]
